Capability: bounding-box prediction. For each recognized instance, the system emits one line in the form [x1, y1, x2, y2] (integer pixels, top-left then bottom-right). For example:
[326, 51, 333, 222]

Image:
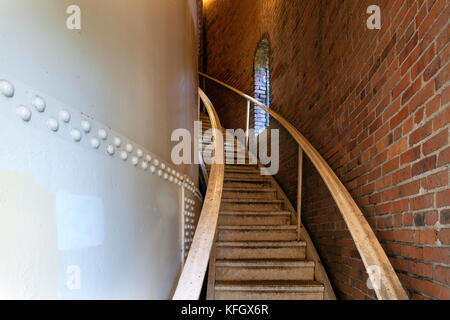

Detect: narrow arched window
[253, 38, 270, 135]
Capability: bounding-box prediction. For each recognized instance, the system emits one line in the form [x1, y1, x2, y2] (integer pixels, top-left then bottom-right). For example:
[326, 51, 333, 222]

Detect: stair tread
[216, 259, 314, 267]
[224, 176, 268, 181]
[223, 187, 276, 191]
[215, 280, 324, 292]
[218, 225, 296, 230]
[220, 211, 290, 216]
[221, 199, 283, 203]
[216, 241, 306, 247]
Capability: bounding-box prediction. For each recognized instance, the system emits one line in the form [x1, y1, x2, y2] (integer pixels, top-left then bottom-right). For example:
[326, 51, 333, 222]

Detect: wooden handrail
[199, 72, 408, 300]
[172, 88, 225, 300]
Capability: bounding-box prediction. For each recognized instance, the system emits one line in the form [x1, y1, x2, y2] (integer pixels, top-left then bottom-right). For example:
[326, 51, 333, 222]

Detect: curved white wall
[0, 0, 199, 299]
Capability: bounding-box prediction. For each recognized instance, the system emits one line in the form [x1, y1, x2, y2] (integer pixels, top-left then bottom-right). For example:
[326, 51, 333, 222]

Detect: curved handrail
[199, 72, 408, 300]
[172, 88, 225, 300]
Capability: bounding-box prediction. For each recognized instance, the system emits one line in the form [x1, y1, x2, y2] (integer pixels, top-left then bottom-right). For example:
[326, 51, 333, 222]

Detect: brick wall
[204, 0, 449, 299]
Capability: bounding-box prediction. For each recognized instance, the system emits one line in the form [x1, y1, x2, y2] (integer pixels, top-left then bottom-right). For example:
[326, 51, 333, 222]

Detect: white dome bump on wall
[46, 117, 59, 132]
[141, 161, 148, 171]
[153, 159, 159, 167]
[70, 128, 82, 142]
[31, 95, 46, 112]
[126, 143, 133, 153]
[16, 105, 32, 122]
[106, 144, 115, 155]
[150, 165, 156, 174]
[145, 155, 152, 162]
[98, 128, 108, 140]
[167, 168, 172, 174]
[163, 173, 169, 180]
[136, 149, 143, 158]
[169, 176, 174, 182]
[131, 156, 139, 166]
[59, 110, 71, 123]
[80, 120, 91, 133]
[121, 151, 128, 161]
[91, 137, 100, 149]
[0, 80, 14, 97]
[114, 137, 122, 147]
[157, 169, 163, 177]
[160, 163, 166, 170]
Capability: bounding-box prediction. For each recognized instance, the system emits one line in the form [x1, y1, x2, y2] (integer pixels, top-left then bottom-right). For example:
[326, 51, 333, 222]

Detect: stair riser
[204, 157, 252, 164]
[216, 247, 306, 260]
[218, 215, 290, 226]
[224, 181, 270, 188]
[221, 202, 283, 211]
[215, 267, 314, 281]
[225, 164, 259, 170]
[218, 230, 297, 241]
[224, 172, 264, 179]
[222, 191, 277, 199]
[215, 291, 324, 300]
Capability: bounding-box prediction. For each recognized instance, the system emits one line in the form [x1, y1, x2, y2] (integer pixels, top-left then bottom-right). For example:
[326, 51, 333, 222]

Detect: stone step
[223, 176, 270, 188]
[214, 280, 324, 300]
[218, 225, 297, 241]
[224, 163, 259, 170]
[215, 241, 306, 260]
[222, 187, 277, 199]
[215, 259, 315, 281]
[220, 199, 283, 211]
[224, 171, 263, 179]
[218, 211, 291, 226]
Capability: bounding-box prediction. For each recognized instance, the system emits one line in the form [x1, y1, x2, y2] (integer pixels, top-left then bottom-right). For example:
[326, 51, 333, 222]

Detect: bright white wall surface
[0, 0, 199, 299]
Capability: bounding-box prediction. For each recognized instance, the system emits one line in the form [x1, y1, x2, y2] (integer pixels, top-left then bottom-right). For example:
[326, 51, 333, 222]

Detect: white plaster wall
[0, 0, 199, 299]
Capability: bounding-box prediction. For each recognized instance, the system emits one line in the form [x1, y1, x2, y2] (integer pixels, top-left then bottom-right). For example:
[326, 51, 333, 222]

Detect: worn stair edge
[216, 259, 315, 268]
[215, 280, 324, 292]
[219, 211, 291, 216]
[216, 241, 306, 248]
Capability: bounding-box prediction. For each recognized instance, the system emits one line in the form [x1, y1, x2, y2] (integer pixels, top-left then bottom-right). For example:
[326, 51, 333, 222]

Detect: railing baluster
[297, 147, 303, 241]
[245, 100, 250, 150]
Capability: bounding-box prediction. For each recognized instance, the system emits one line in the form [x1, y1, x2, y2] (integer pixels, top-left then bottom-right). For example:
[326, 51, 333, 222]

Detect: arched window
[253, 38, 270, 135]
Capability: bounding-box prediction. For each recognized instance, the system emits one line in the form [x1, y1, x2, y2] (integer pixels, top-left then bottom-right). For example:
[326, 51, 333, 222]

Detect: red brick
[388, 137, 407, 158]
[399, 181, 420, 197]
[423, 247, 450, 264]
[411, 44, 435, 80]
[421, 170, 448, 190]
[400, 146, 421, 165]
[409, 80, 435, 113]
[437, 146, 450, 166]
[434, 265, 450, 284]
[392, 166, 412, 184]
[413, 229, 436, 244]
[433, 105, 450, 131]
[401, 77, 422, 105]
[437, 228, 450, 244]
[425, 94, 441, 117]
[409, 120, 433, 146]
[411, 194, 434, 210]
[382, 157, 399, 175]
[436, 189, 450, 208]
[412, 155, 436, 176]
